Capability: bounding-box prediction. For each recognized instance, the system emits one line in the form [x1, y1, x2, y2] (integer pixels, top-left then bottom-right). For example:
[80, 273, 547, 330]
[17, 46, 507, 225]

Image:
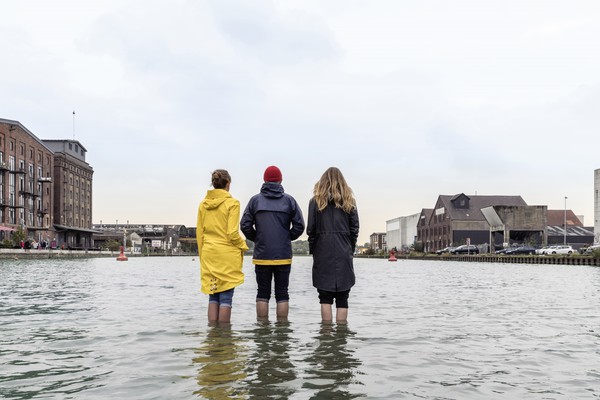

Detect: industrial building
[0, 118, 95, 249]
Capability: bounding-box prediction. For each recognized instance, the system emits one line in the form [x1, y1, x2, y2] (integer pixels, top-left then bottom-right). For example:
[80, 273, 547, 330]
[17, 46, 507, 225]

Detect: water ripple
[2, 258, 600, 399]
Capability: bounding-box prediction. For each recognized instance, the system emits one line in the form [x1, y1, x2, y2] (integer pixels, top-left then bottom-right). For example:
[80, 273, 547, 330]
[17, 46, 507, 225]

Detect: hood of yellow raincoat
[202, 189, 231, 210]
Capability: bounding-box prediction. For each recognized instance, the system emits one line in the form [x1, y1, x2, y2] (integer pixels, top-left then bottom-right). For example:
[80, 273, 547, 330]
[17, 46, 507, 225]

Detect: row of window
[0, 137, 52, 165]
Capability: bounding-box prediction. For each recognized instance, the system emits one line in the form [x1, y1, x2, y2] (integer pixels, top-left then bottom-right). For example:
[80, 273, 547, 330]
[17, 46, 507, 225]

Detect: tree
[12, 227, 26, 248]
[104, 239, 121, 251]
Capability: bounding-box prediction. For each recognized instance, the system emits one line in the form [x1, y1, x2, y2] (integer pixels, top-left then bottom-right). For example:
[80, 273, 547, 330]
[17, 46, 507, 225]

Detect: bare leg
[208, 303, 219, 322]
[336, 307, 348, 323]
[256, 301, 269, 321]
[218, 306, 231, 323]
[276, 301, 289, 320]
[321, 304, 333, 322]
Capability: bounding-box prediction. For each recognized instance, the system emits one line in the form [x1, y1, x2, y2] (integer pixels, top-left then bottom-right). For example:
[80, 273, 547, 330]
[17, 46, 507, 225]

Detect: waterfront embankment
[0, 249, 191, 259]
[3, 248, 599, 266]
[357, 253, 600, 267]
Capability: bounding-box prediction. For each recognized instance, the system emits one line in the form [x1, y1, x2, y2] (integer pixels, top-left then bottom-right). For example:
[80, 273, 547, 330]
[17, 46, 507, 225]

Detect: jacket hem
[252, 259, 293, 265]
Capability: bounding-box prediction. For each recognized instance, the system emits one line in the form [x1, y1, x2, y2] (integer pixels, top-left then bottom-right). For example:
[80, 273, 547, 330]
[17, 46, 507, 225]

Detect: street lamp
[564, 196, 568, 245]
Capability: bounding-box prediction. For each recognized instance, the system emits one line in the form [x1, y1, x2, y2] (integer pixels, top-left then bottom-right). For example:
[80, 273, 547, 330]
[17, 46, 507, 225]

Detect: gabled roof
[546, 210, 582, 227]
[419, 208, 434, 226]
[436, 194, 527, 222]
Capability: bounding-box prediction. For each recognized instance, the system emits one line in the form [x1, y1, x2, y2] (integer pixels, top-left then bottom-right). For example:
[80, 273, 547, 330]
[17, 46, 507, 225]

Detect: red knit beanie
[263, 165, 282, 182]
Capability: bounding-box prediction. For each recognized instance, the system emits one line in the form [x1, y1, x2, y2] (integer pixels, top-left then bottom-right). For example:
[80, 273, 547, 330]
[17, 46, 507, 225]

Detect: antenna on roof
[72, 110, 75, 139]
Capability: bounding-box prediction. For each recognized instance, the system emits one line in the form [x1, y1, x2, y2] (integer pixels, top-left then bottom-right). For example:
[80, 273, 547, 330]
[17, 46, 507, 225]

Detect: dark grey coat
[307, 198, 360, 292]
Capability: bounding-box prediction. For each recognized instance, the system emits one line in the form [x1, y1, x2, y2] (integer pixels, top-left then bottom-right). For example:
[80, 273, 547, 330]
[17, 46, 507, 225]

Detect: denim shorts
[208, 288, 235, 308]
[318, 289, 350, 308]
[255, 264, 291, 303]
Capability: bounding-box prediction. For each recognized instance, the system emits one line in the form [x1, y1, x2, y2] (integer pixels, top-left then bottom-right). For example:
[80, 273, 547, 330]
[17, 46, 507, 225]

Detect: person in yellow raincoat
[197, 169, 249, 323]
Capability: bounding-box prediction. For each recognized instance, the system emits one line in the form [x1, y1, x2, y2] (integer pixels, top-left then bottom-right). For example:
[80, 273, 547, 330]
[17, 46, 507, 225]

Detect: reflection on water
[245, 320, 297, 399]
[303, 323, 365, 399]
[193, 323, 248, 400]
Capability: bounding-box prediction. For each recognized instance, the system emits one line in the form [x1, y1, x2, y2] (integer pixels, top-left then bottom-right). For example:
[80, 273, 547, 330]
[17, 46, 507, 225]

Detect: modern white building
[386, 213, 420, 251]
[595, 168, 600, 243]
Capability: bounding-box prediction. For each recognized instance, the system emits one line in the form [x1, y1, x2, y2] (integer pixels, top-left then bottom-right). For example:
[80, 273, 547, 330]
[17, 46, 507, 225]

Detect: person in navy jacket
[241, 165, 305, 320]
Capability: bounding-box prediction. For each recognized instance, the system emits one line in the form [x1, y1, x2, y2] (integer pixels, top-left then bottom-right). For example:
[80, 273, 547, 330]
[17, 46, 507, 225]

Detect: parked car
[536, 246, 557, 255]
[451, 245, 479, 255]
[548, 245, 575, 255]
[505, 246, 537, 255]
[436, 246, 455, 255]
[584, 244, 600, 255]
[495, 245, 519, 254]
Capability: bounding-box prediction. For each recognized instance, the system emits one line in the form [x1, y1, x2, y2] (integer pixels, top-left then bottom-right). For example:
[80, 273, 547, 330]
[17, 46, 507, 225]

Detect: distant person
[241, 165, 305, 321]
[307, 167, 359, 323]
[197, 169, 248, 323]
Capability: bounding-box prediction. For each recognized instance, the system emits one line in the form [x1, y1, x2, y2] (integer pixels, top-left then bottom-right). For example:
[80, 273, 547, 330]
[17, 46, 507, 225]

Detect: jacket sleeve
[307, 198, 317, 254]
[349, 206, 360, 253]
[196, 204, 204, 254]
[228, 200, 250, 251]
[289, 198, 305, 241]
[240, 199, 257, 242]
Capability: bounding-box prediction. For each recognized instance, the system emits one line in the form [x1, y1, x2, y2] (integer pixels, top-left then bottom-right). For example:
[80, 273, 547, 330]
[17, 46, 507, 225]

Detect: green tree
[364, 248, 375, 256]
[12, 227, 26, 248]
[105, 239, 121, 251]
[292, 240, 309, 255]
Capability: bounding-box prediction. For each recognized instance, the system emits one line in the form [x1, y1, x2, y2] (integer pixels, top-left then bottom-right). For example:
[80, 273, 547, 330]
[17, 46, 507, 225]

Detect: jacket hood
[260, 182, 284, 199]
[203, 189, 231, 209]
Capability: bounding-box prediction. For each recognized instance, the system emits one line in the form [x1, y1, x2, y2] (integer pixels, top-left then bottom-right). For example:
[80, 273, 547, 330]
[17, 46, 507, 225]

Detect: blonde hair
[313, 167, 356, 213]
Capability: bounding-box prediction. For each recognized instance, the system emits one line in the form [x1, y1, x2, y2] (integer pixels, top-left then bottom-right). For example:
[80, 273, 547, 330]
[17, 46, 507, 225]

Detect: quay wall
[0, 249, 191, 259]
[358, 254, 600, 267]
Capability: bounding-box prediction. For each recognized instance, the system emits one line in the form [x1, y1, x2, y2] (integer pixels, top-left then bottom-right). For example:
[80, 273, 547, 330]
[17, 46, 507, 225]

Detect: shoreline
[2, 249, 598, 266]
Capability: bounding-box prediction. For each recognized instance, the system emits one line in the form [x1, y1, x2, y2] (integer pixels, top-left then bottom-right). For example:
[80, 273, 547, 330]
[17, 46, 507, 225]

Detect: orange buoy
[117, 245, 128, 261]
[388, 250, 397, 262]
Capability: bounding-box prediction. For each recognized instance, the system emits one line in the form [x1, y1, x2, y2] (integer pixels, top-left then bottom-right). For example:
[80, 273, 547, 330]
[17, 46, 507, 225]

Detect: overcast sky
[1, 0, 599, 244]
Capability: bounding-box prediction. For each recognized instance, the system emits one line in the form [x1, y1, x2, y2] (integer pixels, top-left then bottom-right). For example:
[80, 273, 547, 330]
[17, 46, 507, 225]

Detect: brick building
[0, 118, 95, 249]
[43, 139, 95, 249]
[0, 119, 54, 243]
[417, 193, 527, 252]
[369, 232, 386, 252]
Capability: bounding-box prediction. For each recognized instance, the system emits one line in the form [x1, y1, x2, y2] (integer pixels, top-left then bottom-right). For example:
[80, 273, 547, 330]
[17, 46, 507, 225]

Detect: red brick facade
[0, 120, 54, 242]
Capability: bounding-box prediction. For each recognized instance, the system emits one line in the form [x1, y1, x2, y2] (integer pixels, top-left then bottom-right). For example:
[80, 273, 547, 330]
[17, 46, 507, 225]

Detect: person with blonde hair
[197, 169, 249, 323]
[307, 167, 359, 322]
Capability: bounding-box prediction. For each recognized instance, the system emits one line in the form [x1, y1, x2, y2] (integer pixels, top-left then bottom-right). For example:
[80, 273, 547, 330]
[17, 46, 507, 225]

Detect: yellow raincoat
[197, 189, 249, 294]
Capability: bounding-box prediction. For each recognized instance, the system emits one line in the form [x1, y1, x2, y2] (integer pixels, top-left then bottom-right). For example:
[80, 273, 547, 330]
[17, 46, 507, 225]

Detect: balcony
[7, 167, 26, 175]
[19, 189, 36, 198]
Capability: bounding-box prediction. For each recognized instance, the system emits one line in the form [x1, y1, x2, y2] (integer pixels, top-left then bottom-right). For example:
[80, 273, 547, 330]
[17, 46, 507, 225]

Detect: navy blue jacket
[240, 183, 305, 265]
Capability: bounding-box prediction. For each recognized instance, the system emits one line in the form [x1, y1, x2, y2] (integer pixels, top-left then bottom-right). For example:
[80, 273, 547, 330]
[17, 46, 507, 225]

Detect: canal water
[1, 256, 600, 399]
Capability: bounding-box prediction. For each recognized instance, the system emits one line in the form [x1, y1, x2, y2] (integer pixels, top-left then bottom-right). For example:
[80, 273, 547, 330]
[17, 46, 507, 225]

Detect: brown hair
[211, 169, 231, 189]
[313, 167, 355, 213]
